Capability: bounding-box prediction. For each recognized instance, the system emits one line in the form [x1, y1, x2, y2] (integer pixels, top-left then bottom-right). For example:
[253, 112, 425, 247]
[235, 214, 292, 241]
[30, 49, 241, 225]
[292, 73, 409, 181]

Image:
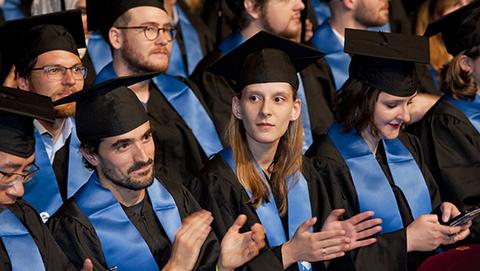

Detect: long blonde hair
[226, 90, 304, 216]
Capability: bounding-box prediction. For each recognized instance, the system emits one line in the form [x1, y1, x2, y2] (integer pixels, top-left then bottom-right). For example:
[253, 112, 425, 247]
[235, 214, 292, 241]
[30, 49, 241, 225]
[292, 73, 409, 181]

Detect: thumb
[81, 258, 93, 271]
[228, 214, 248, 233]
[297, 217, 317, 234]
[324, 209, 345, 224]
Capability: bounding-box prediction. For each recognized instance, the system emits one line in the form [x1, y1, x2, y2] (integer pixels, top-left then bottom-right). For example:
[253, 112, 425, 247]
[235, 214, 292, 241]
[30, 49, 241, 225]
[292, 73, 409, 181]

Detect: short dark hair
[15, 56, 38, 79]
[335, 78, 381, 135]
[229, 0, 269, 29]
[80, 139, 102, 170]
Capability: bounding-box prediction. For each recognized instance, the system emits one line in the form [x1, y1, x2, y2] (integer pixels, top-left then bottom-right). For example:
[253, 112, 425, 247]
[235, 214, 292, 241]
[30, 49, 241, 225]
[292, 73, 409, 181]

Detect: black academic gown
[306, 132, 442, 271]
[416, 97, 480, 240]
[195, 155, 335, 271]
[190, 46, 337, 138]
[0, 200, 75, 271]
[147, 79, 224, 189]
[47, 175, 219, 271]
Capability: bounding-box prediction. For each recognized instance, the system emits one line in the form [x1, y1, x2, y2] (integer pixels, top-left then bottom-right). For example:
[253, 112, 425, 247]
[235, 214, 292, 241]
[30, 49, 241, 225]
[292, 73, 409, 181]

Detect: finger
[81, 258, 93, 271]
[354, 218, 382, 232]
[324, 209, 345, 225]
[441, 204, 452, 223]
[322, 251, 346, 261]
[314, 229, 346, 241]
[297, 217, 317, 234]
[355, 226, 382, 240]
[228, 214, 247, 233]
[422, 214, 440, 223]
[349, 238, 377, 250]
[346, 211, 375, 225]
[250, 223, 266, 244]
[312, 236, 349, 250]
[176, 212, 213, 240]
[452, 229, 470, 242]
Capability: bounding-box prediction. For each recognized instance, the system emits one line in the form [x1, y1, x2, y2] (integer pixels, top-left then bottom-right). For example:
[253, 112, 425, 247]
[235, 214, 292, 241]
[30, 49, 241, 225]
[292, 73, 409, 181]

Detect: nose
[398, 105, 411, 124]
[294, 0, 305, 11]
[260, 100, 273, 118]
[62, 68, 76, 86]
[133, 143, 150, 162]
[6, 180, 25, 199]
[154, 30, 170, 46]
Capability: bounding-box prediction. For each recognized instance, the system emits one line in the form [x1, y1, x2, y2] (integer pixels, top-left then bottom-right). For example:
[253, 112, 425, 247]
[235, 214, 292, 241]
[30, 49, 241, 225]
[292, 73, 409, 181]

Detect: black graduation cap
[207, 31, 324, 92]
[87, 0, 165, 39]
[54, 72, 159, 142]
[345, 28, 429, 97]
[0, 87, 54, 158]
[424, 0, 480, 56]
[1, 10, 85, 73]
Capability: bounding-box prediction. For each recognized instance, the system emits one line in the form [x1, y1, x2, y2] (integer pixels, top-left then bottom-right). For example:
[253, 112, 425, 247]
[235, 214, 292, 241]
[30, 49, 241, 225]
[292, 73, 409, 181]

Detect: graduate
[0, 87, 92, 271]
[2, 10, 93, 221]
[47, 73, 265, 271]
[416, 0, 480, 241]
[198, 31, 382, 271]
[306, 29, 471, 271]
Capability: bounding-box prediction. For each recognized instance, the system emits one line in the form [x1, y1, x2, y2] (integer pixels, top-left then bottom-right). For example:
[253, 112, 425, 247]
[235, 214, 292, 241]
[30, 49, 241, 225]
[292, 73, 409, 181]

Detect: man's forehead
[127, 6, 170, 23]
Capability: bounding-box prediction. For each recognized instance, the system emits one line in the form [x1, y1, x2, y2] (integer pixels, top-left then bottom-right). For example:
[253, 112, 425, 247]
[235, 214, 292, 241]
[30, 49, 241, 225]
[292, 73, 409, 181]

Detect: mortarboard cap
[87, 0, 165, 39]
[345, 28, 429, 97]
[54, 72, 159, 142]
[207, 31, 324, 92]
[1, 10, 85, 73]
[423, 0, 480, 56]
[0, 87, 54, 158]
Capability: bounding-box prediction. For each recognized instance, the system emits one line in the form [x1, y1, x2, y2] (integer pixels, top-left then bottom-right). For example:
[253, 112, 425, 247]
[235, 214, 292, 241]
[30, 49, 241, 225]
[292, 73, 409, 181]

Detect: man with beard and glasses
[311, 0, 390, 90]
[2, 10, 93, 222]
[47, 73, 265, 271]
[190, 0, 338, 158]
[0, 86, 93, 271]
[87, 0, 224, 191]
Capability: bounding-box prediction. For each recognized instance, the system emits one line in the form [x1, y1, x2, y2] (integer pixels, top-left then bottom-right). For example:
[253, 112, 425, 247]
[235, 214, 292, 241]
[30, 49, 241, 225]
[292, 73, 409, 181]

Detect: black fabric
[414, 97, 480, 241]
[87, 0, 165, 39]
[207, 31, 324, 92]
[0, 86, 54, 158]
[1, 10, 85, 72]
[147, 80, 223, 188]
[345, 29, 429, 97]
[47, 175, 219, 271]
[423, 0, 480, 56]
[306, 132, 442, 271]
[52, 135, 71, 202]
[82, 50, 97, 88]
[0, 200, 75, 271]
[194, 156, 337, 271]
[190, 43, 336, 141]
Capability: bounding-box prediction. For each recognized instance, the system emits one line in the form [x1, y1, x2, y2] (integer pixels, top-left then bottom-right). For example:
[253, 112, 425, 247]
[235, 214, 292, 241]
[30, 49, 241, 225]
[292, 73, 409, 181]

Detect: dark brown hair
[440, 46, 480, 100]
[335, 78, 381, 135]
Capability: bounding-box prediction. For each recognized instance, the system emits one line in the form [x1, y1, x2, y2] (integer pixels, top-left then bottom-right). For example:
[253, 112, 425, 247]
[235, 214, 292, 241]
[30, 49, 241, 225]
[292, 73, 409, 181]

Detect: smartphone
[446, 207, 480, 227]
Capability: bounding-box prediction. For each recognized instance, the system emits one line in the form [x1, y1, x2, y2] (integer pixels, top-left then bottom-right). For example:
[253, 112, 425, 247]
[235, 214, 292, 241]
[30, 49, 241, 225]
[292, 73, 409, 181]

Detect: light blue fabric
[445, 95, 480, 133]
[87, 31, 112, 74]
[2, 0, 26, 20]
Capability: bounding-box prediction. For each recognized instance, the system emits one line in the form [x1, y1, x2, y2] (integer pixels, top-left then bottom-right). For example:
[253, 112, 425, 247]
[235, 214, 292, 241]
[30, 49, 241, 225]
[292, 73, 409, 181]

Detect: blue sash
[218, 31, 245, 54]
[87, 31, 113, 74]
[153, 74, 223, 156]
[311, 21, 350, 91]
[310, 0, 330, 25]
[0, 209, 45, 271]
[445, 95, 480, 133]
[94, 62, 117, 85]
[219, 148, 312, 271]
[75, 174, 182, 270]
[2, 0, 26, 20]
[296, 74, 313, 153]
[24, 127, 92, 222]
[167, 38, 188, 77]
[328, 122, 432, 233]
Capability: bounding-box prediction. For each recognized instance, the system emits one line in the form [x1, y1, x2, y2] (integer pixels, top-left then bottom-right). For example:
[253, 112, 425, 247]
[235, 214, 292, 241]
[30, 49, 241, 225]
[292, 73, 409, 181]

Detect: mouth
[388, 123, 401, 129]
[257, 122, 275, 128]
[0, 202, 14, 210]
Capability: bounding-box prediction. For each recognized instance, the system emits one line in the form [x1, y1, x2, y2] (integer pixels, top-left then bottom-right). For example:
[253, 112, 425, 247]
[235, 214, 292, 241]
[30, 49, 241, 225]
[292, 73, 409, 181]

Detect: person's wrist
[281, 241, 297, 268]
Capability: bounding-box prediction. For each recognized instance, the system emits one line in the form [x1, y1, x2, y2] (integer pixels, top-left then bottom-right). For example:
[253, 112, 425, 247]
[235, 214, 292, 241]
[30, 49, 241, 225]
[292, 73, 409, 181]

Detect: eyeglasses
[0, 164, 40, 190]
[115, 25, 176, 42]
[30, 64, 87, 81]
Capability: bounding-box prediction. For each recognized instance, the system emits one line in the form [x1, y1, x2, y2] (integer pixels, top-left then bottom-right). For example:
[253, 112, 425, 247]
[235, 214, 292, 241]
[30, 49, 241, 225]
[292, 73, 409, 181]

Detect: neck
[112, 57, 151, 103]
[330, 14, 368, 39]
[37, 118, 66, 142]
[246, 138, 279, 177]
[240, 23, 262, 41]
[97, 171, 146, 207]
[360, 126, 380, 155]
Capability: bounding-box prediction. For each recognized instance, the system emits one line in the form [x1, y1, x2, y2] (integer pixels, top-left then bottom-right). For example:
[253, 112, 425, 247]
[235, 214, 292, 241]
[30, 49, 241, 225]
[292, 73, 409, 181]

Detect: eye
[274, 96, 286, 103]
[249, 95, 261, 102]
[46, 66, 62, 74]
[115, 142, 130, 151]
[142, 132, 153, 142]
[385, 103, 397, 109]
[71, 65, 84, 74]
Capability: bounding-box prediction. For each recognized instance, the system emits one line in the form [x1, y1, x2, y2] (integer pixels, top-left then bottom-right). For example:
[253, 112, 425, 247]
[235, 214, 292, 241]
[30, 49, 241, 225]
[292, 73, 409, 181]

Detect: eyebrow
[111, 138, 133, 149]
[0, 162, 22, 171]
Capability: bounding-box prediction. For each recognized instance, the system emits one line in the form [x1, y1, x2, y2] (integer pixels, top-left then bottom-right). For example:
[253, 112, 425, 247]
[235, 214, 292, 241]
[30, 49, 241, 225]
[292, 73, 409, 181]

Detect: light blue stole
[219, 148, 312, 271]
[445, 95, 480, 133]
[311, 20, 350, 91]
[218, 31, 244, 54]
[87, 31, 112, 74]
[328, 122, 432, 233]
[96, 63, 223, 157]
[75, 174, 182, 271]
[0, 209, 45, 271]
[1, 0, 26, 20]
[166, 4, 203, 77]
[310, 0, 330, 26]
[24, 127, 92, 221]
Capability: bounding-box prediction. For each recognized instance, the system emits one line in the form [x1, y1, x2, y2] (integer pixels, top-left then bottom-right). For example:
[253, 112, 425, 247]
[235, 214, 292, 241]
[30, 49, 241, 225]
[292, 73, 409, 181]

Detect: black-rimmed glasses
[30, 64, 87, 81]
[0, 164, 40, 190]
[116, 25, 176, 42]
